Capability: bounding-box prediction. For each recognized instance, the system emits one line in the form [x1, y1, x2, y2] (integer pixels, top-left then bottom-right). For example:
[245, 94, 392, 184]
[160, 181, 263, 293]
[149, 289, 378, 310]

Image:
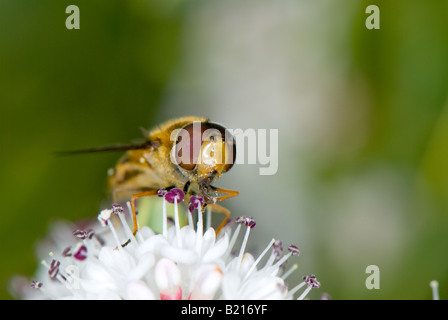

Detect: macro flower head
[11, 188, 320, 300]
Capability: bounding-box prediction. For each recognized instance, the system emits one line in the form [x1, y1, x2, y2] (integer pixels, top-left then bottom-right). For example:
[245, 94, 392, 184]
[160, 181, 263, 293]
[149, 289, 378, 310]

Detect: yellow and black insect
[61, 116, 238, 235]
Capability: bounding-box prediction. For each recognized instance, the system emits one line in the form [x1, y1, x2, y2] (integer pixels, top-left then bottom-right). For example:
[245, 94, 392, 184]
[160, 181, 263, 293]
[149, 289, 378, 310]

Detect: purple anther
[50, 259, 60, 270]
[62, 246, 73, 257]
[48, 260, 60, 280]
[74, 245, 88, 261]
[112, 204, 124, 214]
[30, 280, 43, 289]
[48, 267, 59, 280]
[288, 245, 300, 256]
[73, 229, 87, 240]
[273, 240, 283, 257]
[303, 274, 320, 288]
[86, 229, 95, 240]
[164, 188, 185, 204]
[188, 195, 204, 213]
[235, 216, 256, 229]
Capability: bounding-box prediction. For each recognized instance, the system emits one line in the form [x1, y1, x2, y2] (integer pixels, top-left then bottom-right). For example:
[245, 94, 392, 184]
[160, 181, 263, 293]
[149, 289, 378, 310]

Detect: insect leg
[207, 186, 239, 234]
[207, 203, 231, 235]
[210, 186, 239, 202]
[131, 190, 159, 235]
[112, 187, 147, 203]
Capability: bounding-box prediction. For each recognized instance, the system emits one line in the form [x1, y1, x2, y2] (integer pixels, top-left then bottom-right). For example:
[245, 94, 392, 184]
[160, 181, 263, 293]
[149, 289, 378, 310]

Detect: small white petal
[126, 280, 156, 300]
[155, 258, 181, 293]
[81, 278, 117, 296]
[136, 234, 169, 256]
[89, 290, 122, 300]
[189, 264, 223, 300]
[221, 272, 241, 299]
[179, 226, 197, 249]
[239, 253, 255, 275]
[240, 276, 286, 300]
[201, 228, 216, 252]
[202, 232, 229, 263]
[127, 253, 155, 281]
[139, 226, 155, 240]
[82, 263, 117, 293]
[98, 247, 135, 275]
[161, 245, 198, 264]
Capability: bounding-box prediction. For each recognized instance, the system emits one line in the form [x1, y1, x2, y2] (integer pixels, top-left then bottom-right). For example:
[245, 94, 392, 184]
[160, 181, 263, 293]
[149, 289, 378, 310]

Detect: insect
[62, 116, 238, 236]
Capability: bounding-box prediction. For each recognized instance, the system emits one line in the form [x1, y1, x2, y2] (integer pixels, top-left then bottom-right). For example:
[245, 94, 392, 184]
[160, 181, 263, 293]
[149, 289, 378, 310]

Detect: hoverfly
[62, 116, 238, 236]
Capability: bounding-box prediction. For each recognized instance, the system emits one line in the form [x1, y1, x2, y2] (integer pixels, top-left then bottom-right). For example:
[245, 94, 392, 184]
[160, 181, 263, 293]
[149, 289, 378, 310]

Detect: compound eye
[174, 122, 200, 171]
[212, 126, 236, 173]
[222, 137, 236, 172]
[173, 121, 236, 172]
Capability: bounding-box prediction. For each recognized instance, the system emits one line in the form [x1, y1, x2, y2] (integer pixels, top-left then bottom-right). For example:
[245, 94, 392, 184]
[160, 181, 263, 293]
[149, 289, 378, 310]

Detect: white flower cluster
[11, 189, 320, 300]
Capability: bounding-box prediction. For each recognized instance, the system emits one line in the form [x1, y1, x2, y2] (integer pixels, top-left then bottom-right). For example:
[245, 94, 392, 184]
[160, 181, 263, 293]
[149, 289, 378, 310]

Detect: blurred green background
[1, 0, 448, 299]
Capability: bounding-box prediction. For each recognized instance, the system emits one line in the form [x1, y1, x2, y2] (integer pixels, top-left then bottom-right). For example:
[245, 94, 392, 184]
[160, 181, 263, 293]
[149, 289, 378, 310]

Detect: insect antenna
[53, 141, 152, 156]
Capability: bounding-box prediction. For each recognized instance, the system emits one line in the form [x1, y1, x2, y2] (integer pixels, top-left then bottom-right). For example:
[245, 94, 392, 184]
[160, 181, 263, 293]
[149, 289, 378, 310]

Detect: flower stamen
[98, 208, 122, 250]
[196, 203, 204, 254]
[281, 263, 298, 280]
[430, 280, 440, 300]
[157, 188, 169, 237]
[30, 280, 42, 289]
[113, 204, 137, 247]
[72, 230, 87, 240]
[164, 189, 185, 248]
[235, 216, 256, 267]
[244, 238, 276, 281]
[269, 245, 300, 276]
[297, 274, 320, 300]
